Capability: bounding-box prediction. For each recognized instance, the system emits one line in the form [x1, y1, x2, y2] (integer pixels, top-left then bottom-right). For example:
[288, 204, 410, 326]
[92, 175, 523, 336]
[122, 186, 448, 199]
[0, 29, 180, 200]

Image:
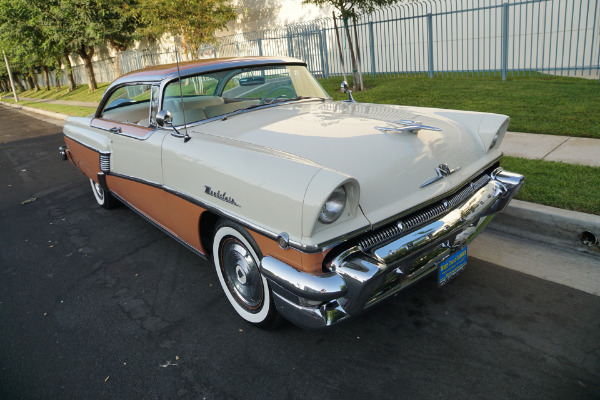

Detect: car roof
[113, 56, 307, 85]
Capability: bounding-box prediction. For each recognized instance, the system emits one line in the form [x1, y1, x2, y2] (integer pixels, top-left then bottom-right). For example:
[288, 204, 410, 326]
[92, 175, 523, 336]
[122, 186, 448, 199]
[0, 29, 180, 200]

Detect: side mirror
[340, 81, 350, 93]
[156, 109, 190, 142]
[340, 81, 355, 103]
[156, 109, 172, 127]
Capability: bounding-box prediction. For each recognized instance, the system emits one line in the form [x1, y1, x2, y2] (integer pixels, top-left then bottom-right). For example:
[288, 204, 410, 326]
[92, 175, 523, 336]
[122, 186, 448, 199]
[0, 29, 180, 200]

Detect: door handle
[109, 126, 122, 133]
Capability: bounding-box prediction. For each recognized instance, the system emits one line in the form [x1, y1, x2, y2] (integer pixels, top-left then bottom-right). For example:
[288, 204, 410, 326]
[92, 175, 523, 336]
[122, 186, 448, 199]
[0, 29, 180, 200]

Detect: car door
[91, 84, 171, 227]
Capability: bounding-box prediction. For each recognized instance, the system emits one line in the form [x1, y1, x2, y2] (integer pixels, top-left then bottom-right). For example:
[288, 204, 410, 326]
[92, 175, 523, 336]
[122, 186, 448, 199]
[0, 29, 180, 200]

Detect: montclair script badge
[420, 164, 461, 188]
[205, 186, 241, 207]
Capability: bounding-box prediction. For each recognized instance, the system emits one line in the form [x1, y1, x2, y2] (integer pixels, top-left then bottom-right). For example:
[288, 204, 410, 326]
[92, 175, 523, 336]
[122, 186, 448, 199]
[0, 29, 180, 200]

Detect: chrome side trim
[260, 256, 347, 301]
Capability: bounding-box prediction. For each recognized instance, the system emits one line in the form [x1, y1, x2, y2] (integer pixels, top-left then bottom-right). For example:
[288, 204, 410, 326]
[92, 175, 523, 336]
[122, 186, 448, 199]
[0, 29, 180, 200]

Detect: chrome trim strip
[109, 190, 208, 261]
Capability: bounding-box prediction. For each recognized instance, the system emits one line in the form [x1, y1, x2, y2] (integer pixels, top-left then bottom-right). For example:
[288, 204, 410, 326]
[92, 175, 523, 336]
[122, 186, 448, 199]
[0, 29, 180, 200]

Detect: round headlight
[489, 133, 499, 149]
[319, 186, 346, 224]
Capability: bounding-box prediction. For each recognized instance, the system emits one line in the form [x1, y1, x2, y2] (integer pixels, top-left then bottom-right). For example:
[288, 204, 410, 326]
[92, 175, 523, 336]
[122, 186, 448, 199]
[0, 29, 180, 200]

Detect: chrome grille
[100, 153, 110, 172]
[357, 173, 491, 250]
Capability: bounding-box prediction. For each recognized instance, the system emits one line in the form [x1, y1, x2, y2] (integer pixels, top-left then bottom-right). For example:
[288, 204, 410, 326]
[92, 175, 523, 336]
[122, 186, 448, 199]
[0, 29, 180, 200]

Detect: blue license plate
[438, 247, 467, 286]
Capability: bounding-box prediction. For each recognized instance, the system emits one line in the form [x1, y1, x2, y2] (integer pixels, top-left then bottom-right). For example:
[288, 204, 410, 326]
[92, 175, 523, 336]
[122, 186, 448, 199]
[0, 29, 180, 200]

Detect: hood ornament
[376, 120, 441, 134]
[421, 164, 461, 188]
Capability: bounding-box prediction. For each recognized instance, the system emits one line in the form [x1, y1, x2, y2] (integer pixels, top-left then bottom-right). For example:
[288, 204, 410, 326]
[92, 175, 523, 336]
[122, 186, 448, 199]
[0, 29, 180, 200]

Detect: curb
[489, 199, 600, 256]
[0, 100, 68, 121]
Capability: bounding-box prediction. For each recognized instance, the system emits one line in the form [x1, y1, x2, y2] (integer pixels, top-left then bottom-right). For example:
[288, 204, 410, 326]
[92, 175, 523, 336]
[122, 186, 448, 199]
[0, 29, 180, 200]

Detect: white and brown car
[60, 56, 524, 329]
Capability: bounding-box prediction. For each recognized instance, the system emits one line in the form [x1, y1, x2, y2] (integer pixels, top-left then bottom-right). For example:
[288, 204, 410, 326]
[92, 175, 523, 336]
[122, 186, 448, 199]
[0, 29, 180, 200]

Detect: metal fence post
[322, 28, 330, 79]
[257, 38, 263, 56]
[427, 13, 434, 78]
[287, 30, 294, 57]
[501, 3, 509, 81]
[369, 22, 376, 77]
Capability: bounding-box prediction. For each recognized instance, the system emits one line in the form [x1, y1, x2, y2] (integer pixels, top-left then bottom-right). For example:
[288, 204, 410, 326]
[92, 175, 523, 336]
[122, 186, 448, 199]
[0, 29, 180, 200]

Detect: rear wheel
[89, 178, 119, 209]
[212, 220, 280, 329]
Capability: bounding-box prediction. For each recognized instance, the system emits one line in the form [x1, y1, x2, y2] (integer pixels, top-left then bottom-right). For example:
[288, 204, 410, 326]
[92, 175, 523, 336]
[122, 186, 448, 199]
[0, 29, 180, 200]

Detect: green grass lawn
[318, 74, 600, 139]
[1, 83, 108, 103]
[501, 156, 600, 215]
[0, 98, 95, 117]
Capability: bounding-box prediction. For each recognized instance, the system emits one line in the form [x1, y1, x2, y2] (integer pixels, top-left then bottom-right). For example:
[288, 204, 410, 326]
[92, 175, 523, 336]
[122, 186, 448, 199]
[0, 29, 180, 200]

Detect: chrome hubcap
[221, 238, 263, 309]
[92, 181, 104, 202]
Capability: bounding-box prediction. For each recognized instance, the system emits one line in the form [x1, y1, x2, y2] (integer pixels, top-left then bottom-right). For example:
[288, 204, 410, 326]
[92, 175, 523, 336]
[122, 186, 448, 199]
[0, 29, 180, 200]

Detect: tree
[45, 0, 141, 91]
[139, 0, 236, 59]
[302, 0, 400, 91]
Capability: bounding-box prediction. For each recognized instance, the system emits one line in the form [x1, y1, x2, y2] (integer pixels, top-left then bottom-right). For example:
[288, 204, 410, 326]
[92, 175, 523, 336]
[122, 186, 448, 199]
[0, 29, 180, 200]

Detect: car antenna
[175, 47, 191, 143]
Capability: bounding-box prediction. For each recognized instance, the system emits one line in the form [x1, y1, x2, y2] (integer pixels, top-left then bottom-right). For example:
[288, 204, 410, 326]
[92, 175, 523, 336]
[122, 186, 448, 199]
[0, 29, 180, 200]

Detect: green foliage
[501, 156, 600, 215]
[138, 0, 236, 56]
[303, 0, 399, 19]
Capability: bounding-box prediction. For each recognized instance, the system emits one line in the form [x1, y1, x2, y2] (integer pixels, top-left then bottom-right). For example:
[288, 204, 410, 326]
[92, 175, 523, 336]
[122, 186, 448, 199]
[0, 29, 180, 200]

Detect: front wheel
[89, 178, 119, 209]
[212, 220, 280, 329]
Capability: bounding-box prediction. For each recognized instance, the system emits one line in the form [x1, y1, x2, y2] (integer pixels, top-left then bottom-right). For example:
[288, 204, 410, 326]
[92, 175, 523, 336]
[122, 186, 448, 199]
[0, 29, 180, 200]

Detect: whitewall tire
[212, 220, 280, 328]
[89, 178, 119, 209]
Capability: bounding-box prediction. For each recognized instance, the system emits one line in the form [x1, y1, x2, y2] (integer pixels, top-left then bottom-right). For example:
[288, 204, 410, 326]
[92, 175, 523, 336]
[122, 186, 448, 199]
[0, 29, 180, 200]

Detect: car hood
[193, 100, 506, 225]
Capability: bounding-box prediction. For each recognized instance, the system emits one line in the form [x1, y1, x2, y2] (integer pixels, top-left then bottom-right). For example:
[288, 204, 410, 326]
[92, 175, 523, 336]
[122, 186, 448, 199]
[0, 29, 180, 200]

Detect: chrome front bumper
[260, 168, 524, 329]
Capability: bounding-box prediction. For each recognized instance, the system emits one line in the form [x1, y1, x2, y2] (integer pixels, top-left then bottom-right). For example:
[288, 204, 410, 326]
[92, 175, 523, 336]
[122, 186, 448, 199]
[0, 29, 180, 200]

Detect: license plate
[438, 247, 467, 286]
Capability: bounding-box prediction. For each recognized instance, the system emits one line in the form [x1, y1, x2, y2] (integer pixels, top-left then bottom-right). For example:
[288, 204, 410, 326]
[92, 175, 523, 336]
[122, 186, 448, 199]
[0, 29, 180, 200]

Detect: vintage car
[59, 56, 524, 329]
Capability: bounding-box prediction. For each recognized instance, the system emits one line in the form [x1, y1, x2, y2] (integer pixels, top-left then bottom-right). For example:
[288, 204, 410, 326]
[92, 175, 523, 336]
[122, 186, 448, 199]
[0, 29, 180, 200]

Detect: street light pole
[3, 50, 19, 103]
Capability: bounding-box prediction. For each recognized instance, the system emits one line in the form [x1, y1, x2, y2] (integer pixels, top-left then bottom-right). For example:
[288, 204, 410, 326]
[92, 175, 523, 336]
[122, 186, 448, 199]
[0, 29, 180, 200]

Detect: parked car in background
[59, 56, 524, 329]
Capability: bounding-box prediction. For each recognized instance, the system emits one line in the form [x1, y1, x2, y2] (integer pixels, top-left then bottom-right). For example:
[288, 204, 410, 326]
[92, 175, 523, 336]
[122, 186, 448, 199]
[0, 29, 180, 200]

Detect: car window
[222, 67, 295, 101]
[162, 65, 329, 126]
[101, 84, 152, 125]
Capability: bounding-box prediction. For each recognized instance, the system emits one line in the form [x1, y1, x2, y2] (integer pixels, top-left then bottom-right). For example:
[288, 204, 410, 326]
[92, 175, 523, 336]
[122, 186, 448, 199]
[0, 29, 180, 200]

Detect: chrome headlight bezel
[318, 186, 347, 224]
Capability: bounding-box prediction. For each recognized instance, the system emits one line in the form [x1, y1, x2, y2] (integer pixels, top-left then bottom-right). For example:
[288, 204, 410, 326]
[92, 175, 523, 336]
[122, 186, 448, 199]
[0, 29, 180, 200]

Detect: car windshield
[162, 65, 330, 126]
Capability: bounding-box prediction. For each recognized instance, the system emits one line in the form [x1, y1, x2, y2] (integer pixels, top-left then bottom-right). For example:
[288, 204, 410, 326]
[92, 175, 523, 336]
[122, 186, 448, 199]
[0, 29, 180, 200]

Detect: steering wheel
[259, 86, 296, 104]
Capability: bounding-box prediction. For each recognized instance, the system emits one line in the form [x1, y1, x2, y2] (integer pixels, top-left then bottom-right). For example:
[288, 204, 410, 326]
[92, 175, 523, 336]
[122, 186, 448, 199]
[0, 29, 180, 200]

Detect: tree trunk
[12, 73, 26, 92]
[63, 52, 76, 92]
[76, 45, 97, 91]
[109, 42, 128, 78]
[42, 66, 51, 90]
[343, 18, 360, 91]
[0, 80, 7, 92]
[27, 76, 34, 90]
[55, 58, 62, 90]
[353, 16, 364, 91]
[332, 12, 348, 84]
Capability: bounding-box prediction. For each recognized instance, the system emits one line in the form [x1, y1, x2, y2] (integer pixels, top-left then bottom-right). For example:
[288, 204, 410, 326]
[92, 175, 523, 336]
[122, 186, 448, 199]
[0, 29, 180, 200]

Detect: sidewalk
[503, 131, 600, 167]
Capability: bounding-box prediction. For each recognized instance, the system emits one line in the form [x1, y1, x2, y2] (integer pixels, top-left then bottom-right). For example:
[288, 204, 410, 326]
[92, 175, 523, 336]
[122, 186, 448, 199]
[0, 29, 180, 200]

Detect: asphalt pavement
[1, 104, 599, 399]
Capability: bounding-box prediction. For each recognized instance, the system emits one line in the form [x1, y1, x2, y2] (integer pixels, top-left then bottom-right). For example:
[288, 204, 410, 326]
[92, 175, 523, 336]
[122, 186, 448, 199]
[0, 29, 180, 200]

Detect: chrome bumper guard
[260, 168, 524, 329]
